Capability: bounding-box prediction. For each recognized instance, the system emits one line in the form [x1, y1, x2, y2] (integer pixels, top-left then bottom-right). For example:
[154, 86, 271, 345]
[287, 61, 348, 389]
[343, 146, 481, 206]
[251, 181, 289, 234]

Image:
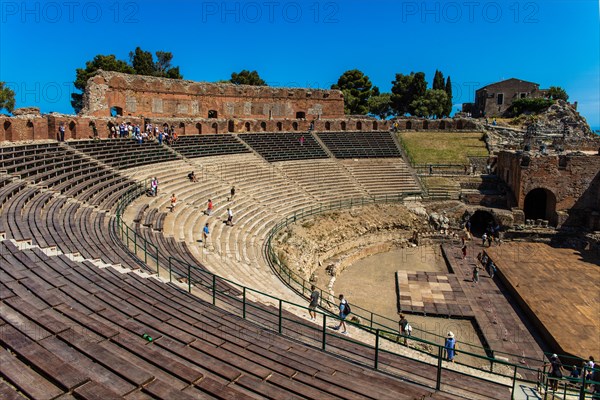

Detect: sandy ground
[334, 246, 488, 363]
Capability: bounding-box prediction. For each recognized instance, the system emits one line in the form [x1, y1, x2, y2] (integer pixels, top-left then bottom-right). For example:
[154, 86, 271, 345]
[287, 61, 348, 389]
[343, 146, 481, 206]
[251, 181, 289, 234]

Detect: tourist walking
[202, 223, 210, 247]
[333, 294, 350, 335]
[226, 207, 234, 226]
[482, 233, 488, 247]
[444, 332, 457, 362]
[308, 285, 319, 321]
[398, 313, 412, 345]
[472, 265, 480, 283]
[205, 199, 213, 216]
[170, 193, 177, 212]
[58, 122, 65, 142]
[487, 261, 496, 278]
[461, 244, 467, 260]
[545, 354, 564, 392]
[228, 186, 236, 201]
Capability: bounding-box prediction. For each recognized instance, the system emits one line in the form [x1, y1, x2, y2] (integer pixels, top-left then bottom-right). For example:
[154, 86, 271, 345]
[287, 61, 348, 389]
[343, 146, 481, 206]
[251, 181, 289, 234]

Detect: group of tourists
[545, 354, 599, 394]
[108, 122, 180, 145]
[198, 186, 236, 248]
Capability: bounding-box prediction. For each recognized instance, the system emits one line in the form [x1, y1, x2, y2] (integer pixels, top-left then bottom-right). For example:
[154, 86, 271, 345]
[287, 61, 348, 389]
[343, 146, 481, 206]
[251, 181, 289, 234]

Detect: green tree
[433, 70, 445, 91]
[444, 76, 453, 117]
[331, 69, 378, 115]
[230, 70, 267, 86]
[368, 93, 393, 119]
[71, 54, 135, 113]
[547, 86, 568, 101]
[0, 82, 16, 114]
[409, 89, 448, 119]
[130, 47, 155, 76]
[390, 73, 413, 115]
[407, 72, 427, 115]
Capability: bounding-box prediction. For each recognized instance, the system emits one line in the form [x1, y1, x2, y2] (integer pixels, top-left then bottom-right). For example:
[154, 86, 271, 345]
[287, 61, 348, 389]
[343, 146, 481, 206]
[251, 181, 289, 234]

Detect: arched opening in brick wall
[276, 122, 283, 131]
[212, 122, 218, 133]
[3, 121, 13, 141]
[110, 106, 123, 117]
[456, 120, 464, 130]
[356, 121, 362, 130]
[439, 120, 446, 130]
[245, 122, 251, 132]
[524, 188, 557, 226]
[325, 122, 331, 131]
[406, 121, 412, 130]
[26, 121, 34, 140]
[178, 122, 185, 135]
[196, 123, 203, 134]
[373, 121, 378, 130]
[228, 120, 234, 133]
[208, 110, 218, 118]
[260, 122, 267, 131]
[88, 121, 98, 138]
[69, 121, 77, 139]
[296, 111, 306, 119]
[469, 210, 496, 237]
[292, 122, 298, 131]
[423, 120, 429, 129]
[340, 121, 346, 131]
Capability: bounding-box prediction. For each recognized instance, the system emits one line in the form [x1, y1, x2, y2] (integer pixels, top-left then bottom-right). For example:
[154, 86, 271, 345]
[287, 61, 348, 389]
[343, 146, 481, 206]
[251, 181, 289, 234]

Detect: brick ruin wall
[81, 71, 345, 119]
[0, 113, 484, 142]
[496, 151, 600, 228]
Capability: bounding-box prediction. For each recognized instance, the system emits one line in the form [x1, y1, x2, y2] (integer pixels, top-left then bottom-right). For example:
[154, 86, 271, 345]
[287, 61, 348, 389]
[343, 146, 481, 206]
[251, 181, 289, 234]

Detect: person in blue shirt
[444, 332, 457, 362]
[202, 223, 210, 247]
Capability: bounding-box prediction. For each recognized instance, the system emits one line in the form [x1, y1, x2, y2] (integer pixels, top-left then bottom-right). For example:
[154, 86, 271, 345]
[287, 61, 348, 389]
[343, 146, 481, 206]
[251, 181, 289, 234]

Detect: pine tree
[433, 70, 445, 91]
[444, 76, 453, 117]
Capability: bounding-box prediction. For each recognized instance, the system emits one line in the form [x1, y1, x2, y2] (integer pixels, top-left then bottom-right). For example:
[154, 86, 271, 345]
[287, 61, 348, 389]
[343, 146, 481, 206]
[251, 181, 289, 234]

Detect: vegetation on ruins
[229, 70, 267, 86]
[546, 86, 569, 101]
[331, 69, 379, 115]
[505, 98, 555, 117]
[0, 82, 16, 114]
[71, 48, 183, 113]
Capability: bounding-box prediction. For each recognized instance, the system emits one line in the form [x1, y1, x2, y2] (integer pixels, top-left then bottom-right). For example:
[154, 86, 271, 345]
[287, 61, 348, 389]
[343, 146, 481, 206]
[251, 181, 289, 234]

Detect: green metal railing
[112, 182, 599, 399]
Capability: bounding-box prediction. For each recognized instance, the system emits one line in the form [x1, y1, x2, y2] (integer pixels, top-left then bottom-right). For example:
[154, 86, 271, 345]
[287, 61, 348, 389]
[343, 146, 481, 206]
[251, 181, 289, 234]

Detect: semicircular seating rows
[0, 135, 509, 399]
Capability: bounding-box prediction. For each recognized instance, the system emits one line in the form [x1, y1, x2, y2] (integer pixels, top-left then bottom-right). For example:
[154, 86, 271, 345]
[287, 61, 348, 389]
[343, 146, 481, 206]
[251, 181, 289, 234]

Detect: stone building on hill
[465, 78, 548, 118]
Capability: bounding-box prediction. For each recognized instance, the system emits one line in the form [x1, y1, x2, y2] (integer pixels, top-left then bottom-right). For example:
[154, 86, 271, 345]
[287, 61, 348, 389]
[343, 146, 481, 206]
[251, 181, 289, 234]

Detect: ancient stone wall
[496, 151, 600, 228]
[81, 71, 345, 119]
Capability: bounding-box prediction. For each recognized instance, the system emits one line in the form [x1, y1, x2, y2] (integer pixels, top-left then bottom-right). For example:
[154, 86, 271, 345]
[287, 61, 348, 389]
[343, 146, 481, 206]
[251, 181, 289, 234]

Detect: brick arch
[523, 187, 557, 226]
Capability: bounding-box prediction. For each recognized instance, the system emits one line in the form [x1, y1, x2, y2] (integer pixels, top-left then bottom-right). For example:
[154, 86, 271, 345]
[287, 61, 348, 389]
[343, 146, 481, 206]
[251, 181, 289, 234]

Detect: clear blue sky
[1, 0, 598, 128]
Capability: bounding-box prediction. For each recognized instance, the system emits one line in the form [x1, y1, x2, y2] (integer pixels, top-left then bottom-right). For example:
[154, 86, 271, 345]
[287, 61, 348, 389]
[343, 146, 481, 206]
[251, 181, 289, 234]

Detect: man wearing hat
[444, 332, 457, 362]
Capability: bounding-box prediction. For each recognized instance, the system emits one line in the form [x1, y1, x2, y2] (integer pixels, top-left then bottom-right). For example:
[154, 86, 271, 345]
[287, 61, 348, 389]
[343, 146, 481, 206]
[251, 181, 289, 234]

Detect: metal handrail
[111, 181, 599, 399]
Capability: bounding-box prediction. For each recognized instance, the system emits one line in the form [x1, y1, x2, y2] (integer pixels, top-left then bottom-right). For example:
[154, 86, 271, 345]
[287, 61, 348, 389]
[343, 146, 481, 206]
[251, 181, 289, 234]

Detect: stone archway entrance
[523, 188, 557, 225]
[469, 210, 496, 237]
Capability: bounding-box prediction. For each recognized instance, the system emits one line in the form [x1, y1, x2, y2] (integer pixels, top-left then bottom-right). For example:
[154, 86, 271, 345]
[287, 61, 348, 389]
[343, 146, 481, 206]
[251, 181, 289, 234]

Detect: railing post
[168, 257, 172, 283]
[321, 314, 327, 351]
[144, 240, 147, 264]
[187, 263, 191, 293]
[134, 234, 137, 255]
[436, 345, 443, 391]
[374, 329, 380, 370]
[579, 366, 587, 400]
[511, 364, 518, 400]
[370, 312, 373, 329]
[490, 350, 495, 372]
[302, 279, 305, 296]
[242, 287, 246, 319]
[212, 275, 216, 305]
[278, 299, 283, 334]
